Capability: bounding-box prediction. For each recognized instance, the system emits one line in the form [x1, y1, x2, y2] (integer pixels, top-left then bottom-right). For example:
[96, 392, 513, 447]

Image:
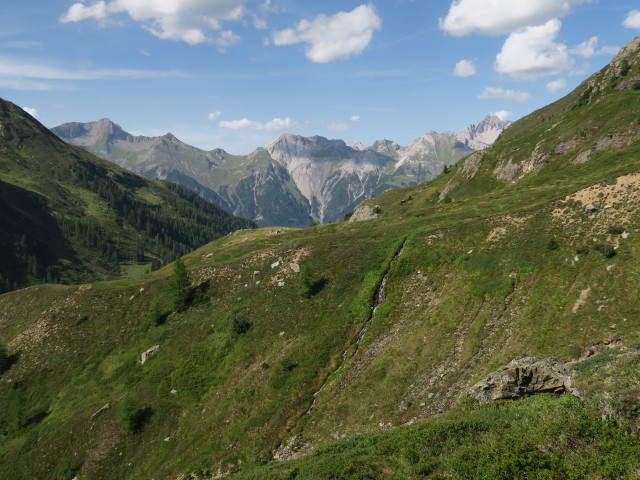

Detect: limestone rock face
[349, 204, 380, 222]
[470, 357, 579, 403]
[141, 345, 160, 364]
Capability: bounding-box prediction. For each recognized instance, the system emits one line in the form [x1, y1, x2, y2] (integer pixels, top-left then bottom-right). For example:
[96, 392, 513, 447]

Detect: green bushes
[230, 316, 251, 335]
[120, 396, 153, 434]
[594, 242, 616, 258]
[0, 342, 10, 373]
[607, 225, 625, 235]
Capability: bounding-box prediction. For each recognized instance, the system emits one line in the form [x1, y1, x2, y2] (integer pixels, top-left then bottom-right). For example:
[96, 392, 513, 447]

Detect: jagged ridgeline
[1, 37, 640, 479]
[52, 112, 509, 227]
[0, 99, 255, 292]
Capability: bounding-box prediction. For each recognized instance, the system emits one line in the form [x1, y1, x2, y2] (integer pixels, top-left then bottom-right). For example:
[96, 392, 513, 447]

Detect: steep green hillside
[0, 99, 255, 291]
[0, 37, 639, 480]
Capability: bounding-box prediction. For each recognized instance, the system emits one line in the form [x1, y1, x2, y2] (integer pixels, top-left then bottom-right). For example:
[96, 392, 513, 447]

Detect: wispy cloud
[219, 117, 297, 131]
[0, 56, 186, 90]
[327, 122, 348, 131]
[478, 87, 532, 102]
[546, 78, 567, 93]
[207, 111, 222, 121]
[570, 37, 618, 58]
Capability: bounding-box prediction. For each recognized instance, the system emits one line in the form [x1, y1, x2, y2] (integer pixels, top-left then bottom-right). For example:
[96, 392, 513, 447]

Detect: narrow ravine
[306, 243, 405, 415]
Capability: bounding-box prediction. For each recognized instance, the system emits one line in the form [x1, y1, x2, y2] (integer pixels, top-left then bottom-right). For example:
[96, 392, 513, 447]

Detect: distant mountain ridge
[52, 115, 510, 226]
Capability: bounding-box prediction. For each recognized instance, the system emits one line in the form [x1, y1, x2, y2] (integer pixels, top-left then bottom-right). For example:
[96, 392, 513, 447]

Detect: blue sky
[1, 1, 639, 154]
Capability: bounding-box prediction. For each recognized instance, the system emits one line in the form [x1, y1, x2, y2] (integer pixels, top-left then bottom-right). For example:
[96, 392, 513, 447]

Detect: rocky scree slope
[52, 116, 509, 226]
[2, 36, 640, 480]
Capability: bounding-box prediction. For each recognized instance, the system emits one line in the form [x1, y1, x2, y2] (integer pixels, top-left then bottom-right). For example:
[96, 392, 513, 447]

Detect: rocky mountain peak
[452, 114, 511, 150]
[52, 118, 130, 146]
[351, 141, 367, 151]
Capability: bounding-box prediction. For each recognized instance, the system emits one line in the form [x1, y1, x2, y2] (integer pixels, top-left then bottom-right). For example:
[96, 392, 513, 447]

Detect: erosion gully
[306, 243, 405, 415]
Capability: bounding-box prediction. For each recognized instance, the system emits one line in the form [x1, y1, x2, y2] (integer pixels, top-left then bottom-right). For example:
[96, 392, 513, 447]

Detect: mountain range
[52, 115, 510, 226]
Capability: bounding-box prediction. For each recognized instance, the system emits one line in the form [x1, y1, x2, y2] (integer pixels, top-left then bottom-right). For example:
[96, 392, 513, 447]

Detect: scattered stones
[205, 253, 213, 259]
[141, 345, 160, 364]
[585, 203, 597, 212]
[90, 403, 110, 420]
[570, 339, 622, 363]
[572, 288, 591, 314]
[271, 261, 280, 269]
[622, 231, 630, 239]
[164, 437, 171, 442]
[607, 265, 615, 272]
[170, 389, 177, 395]
[290, 263, 300, 273]
[278, 281, 285, 287]
[253, 270, 260, 276]
[470, 357, 579, 403]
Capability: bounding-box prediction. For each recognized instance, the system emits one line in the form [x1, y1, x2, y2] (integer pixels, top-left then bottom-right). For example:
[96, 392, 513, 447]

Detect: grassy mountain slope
[0, 37, 639, 480]
[0, 99, 255, 291]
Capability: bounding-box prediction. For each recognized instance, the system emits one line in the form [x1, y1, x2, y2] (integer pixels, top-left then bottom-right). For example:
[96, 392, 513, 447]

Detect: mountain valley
[1, 31, 640, 480]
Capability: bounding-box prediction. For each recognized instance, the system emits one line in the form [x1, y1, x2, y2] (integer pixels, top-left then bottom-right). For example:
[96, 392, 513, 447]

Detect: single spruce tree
[170, 255, 189, 312]
[298, 263, 313, 299]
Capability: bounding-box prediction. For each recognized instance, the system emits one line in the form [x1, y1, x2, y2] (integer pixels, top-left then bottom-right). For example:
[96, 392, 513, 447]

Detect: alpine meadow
[2, 2, 640, 480]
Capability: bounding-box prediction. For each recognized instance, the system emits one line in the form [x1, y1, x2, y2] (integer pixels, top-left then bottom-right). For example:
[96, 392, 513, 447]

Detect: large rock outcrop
[470, 357, 579, 403]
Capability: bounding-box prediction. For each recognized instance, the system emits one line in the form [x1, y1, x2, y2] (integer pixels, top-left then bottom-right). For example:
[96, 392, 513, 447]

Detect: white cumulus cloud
[495, 19, 572, 80]
[546, 78, 567, 93]
[207, 110, 222, 121]
[453, 59, 476, 77]
[490, 110, 512, 121]
[570, 37, 618, 58]
[22, 106, 39, 119]
[439, 0, 586, 36]
[622, 10, 640, 29]
[478, 87, 532, 102]
[350, 115, 361, 122]
[272, 4, 382, 63]
[60, 0, 248, 47]
[61, 1, 110, 22]
[219, 117, 297, 131]
[327, 122, 348, 131]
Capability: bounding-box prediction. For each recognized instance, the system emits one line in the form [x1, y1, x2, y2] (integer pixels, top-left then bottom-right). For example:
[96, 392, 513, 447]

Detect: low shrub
[594, 242, 616, 258]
